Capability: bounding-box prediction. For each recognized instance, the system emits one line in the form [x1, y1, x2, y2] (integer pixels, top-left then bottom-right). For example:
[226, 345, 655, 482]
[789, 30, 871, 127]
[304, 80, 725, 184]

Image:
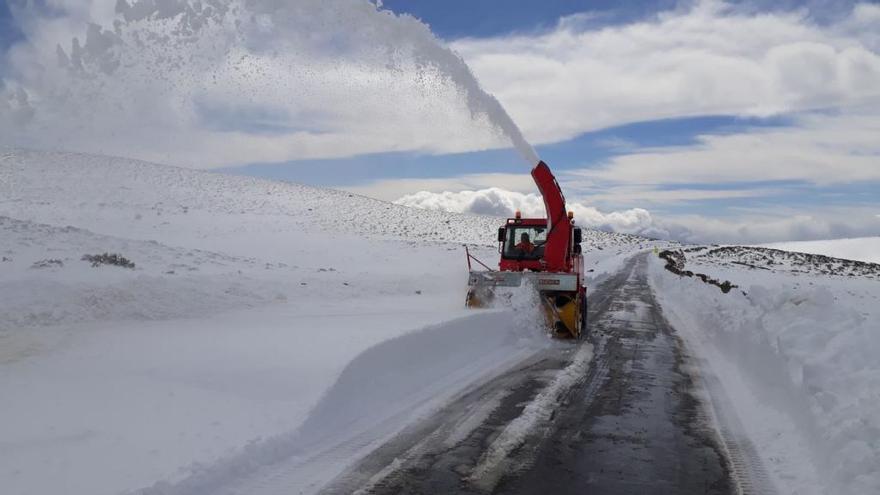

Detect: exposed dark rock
[659, 250, 738, 294]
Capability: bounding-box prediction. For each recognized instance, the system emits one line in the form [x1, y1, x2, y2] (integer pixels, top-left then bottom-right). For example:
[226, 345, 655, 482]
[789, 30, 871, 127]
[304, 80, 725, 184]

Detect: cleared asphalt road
[325, 253, 764, 495]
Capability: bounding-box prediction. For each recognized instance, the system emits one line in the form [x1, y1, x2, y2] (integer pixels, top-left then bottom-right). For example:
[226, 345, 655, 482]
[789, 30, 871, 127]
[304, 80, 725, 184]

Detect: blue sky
[225, 114, 793, 209]
[2, 0, 879, 242]
[381, 0, 679, 38]
[0, 1, 22, 51]
[224, 109, 872, 221]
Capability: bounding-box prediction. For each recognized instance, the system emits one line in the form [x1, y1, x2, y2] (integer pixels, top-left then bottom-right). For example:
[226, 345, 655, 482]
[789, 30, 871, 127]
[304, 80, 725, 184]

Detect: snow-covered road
[319, 253, 771, 495]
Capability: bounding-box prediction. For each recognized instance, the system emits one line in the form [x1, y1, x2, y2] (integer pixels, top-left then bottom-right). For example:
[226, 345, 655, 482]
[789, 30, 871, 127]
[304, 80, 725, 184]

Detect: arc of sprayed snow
[371, 3, 540, 166]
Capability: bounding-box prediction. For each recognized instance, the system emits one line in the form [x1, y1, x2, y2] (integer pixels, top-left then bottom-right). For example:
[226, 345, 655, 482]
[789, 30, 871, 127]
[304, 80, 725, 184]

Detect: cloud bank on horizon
[1, 0, 879, 243]
[397, 188, 659, 234]
[394, 187, 880, 244]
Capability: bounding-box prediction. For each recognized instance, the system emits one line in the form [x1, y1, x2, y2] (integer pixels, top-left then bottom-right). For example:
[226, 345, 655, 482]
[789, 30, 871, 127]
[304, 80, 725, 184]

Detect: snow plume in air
[490, 280, 550, 344]
[0, 0, 537, 167]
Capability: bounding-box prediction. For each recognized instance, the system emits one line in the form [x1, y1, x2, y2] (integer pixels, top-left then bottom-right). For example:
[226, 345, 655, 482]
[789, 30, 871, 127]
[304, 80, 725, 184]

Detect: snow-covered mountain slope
[686, 245, 880, 279]
[763, 237, 880, 265]
[1, 149, 498, 246]
[0, 150, 651, 495]
[1, 149, 639, 260]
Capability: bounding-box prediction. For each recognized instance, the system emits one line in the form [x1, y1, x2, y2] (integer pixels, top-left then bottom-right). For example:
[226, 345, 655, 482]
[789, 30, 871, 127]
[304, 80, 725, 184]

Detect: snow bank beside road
[0, 294, 492, 495]
[650, 256, 880, 495]
[136, 311, 548, 495]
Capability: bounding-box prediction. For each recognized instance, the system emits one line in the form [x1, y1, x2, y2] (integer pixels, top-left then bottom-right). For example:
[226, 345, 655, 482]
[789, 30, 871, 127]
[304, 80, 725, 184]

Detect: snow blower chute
[465, 161, 587, 338]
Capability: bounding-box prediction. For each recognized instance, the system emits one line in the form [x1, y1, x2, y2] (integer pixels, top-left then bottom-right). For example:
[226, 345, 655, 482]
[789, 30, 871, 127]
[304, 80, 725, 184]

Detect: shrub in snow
[30, 258, 64, 269]
[82, 253, 135, 269]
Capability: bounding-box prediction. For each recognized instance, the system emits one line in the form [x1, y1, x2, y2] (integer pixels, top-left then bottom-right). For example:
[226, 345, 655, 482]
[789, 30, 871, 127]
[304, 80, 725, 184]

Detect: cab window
[503, 226, 546, 259]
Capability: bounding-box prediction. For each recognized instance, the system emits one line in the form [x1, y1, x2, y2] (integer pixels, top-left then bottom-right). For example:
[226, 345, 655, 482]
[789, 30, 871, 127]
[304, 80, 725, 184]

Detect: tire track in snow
[466, 342, 594, 491]
[695, 362, 778, 495]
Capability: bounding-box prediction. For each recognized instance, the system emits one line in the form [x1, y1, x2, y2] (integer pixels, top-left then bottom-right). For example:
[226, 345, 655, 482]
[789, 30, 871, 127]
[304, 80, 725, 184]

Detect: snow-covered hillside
[763, 237, 880, 265]
[0, 150, 649, 495]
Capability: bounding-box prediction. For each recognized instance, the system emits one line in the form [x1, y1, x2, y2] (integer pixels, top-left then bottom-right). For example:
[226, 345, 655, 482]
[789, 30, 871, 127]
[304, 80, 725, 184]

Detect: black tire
[580, 291, 588, 339]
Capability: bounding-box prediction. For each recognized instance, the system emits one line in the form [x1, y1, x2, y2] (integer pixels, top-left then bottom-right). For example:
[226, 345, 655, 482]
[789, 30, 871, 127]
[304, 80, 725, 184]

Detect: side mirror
[498, 227, 506, 243]
[573, 227, 582, 245]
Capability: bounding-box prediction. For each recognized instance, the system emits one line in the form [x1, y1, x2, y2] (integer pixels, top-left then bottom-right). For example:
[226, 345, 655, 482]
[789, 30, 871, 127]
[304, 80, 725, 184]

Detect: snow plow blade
[466, 270, 584, 339]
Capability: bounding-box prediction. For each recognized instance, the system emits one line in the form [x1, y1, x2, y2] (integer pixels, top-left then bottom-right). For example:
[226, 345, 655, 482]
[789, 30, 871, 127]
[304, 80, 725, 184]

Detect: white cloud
[395, 187, 668, 237]
[661, 208, 880, 244]
[346, 172, 781, 205]
[453, 1, 880, 145]
[576, 111, 880, 187]
[569, 184, 782, 206]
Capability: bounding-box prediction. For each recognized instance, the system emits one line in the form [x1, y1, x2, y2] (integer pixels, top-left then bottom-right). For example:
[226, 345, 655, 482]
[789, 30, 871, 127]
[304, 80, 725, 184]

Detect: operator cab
[496, 212, 552, 272]
[496, 209, 583, 273]
[502, 224, 547, 260]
